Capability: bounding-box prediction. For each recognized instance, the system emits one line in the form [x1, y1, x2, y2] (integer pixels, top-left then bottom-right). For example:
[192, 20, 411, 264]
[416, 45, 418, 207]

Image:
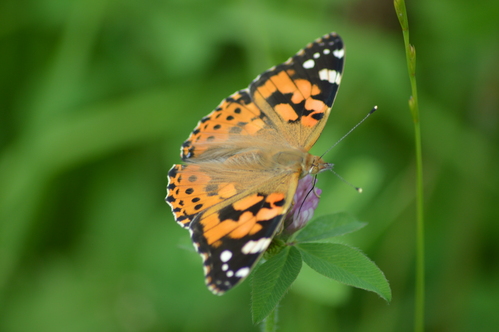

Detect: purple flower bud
[284, 174, 322, 234]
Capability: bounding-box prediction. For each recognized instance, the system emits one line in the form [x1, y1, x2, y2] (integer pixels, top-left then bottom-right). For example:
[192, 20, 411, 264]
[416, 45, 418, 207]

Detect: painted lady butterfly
[166, 32, 344, 295]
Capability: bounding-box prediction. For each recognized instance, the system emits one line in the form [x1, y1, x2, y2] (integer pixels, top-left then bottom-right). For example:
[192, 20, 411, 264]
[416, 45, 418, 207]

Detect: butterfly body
[167, 32, 344, 294]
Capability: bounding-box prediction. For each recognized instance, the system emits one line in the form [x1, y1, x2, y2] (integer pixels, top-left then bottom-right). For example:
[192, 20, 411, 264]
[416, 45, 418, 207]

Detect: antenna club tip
[356, 187, 363, 193]
[370, 106, 378, 114]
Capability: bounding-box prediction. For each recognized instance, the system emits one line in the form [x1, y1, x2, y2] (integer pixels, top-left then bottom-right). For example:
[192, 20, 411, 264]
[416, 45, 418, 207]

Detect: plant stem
[262, 306, 278, 332]
[414, 118, 425, 332]
[394, 1, 425, 331]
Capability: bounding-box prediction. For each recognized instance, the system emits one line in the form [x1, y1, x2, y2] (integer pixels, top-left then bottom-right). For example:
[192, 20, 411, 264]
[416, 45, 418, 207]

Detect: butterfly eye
[308, 159, 333, 175]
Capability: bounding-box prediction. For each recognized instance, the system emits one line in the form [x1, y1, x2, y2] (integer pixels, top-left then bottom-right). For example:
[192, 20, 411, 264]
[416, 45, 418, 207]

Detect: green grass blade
[394, 0, 425, 330]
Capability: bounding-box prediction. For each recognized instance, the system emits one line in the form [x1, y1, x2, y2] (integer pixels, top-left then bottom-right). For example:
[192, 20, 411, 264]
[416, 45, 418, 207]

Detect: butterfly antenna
[320, 106, 377, 159]
[330, 169, 363, 193]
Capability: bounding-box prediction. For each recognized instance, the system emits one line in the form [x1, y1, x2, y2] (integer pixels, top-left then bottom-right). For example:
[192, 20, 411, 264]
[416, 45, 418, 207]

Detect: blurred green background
[1, 0, 498, 331]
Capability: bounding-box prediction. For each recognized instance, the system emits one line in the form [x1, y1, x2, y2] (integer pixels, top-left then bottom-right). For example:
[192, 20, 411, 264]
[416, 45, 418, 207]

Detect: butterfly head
[306, 154, 333, 176]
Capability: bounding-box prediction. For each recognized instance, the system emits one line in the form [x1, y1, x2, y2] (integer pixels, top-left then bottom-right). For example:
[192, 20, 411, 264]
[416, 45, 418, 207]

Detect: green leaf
[295, 212, 366, 243]
[297, 243, 391, 302]
[251, 246, 302, 323]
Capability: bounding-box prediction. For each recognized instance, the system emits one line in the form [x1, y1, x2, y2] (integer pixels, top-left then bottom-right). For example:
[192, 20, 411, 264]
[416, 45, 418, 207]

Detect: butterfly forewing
[179, 90, 270, 161]
[250, 33, 344, 150]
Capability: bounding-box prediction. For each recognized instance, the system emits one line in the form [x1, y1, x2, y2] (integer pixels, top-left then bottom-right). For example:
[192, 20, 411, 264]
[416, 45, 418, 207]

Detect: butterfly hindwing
[167, 164, 228, 229]
[190, 185, 297, 294]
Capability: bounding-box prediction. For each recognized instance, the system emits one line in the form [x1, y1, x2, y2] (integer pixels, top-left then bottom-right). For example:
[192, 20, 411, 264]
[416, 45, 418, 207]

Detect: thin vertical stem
[394, 1, 425, 331]
[414, 120, 425, 332]
[262, 306, 278, 332]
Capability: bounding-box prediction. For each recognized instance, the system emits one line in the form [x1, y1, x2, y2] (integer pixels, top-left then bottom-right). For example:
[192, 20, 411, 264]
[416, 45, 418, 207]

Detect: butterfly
[166, 32, 344, 295]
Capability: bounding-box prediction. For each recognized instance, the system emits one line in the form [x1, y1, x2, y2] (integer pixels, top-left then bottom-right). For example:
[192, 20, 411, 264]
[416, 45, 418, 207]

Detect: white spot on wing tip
[323, 49, 330, 55]
[313, 52, 320, 59]
[303, 59, 315, 69]
[318, 69, 342, 85]
[333, 48, 345, 59]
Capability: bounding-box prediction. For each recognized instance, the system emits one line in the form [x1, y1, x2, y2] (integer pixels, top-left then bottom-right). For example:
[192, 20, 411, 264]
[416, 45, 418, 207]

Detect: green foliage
[251, 213, 390, 326]
[295, 212, 366, 243]
[297, 243, 390, 302]
[251, 246, 302, 324]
